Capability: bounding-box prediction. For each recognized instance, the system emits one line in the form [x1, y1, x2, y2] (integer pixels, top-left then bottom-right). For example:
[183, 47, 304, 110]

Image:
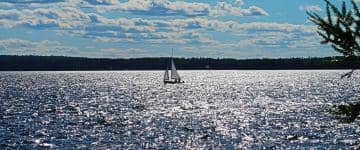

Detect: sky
[0, 0, 355, 58]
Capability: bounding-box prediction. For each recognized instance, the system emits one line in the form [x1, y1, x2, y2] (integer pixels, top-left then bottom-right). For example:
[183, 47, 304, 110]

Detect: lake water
[0, 70, 359, 149]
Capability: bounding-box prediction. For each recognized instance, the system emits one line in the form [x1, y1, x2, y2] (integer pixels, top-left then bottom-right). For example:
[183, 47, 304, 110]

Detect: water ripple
[0, 70, 359, 149]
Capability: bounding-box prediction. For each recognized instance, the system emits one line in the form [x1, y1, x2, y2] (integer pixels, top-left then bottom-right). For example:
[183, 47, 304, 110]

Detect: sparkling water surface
[0, 70, 359, 149]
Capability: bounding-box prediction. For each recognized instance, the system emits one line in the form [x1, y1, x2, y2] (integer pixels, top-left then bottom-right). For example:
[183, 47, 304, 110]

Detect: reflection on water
[0, 70, 359, 149]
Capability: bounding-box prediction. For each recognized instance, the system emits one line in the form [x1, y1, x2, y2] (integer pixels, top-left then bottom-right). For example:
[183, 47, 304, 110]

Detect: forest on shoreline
[0, 55, 359, 71]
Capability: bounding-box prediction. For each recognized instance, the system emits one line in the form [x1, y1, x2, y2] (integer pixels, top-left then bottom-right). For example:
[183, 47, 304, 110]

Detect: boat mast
[170, 48, 173, 72]
[171, 48, 174, 59]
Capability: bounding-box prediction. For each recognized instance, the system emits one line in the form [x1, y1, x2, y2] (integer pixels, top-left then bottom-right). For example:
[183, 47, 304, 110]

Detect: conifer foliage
[307, 0, 360, 77]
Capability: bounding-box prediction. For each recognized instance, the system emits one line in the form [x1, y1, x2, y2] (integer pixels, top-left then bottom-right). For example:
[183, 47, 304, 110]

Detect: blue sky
[0, 0, 353, 58]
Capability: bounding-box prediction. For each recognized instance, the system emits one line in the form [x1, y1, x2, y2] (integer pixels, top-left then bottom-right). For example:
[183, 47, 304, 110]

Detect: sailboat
[163, 49, 184, 84]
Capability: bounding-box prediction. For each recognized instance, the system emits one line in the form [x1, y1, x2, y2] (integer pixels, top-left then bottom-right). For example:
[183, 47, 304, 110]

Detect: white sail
[163, 48, 184, 83]
[164, 67, 169, 81]
[171, 59, 180, 80]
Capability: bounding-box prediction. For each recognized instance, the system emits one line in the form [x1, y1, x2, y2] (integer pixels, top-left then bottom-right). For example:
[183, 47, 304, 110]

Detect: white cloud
[165, 18, 315, 33]
[1, 0, 65, 4]
[0, 1, 314, 46]
[212, 2, 268, 16]
[73, 16, 316, 45]
[180, 32, 324, 58]
[0, 0, 325, 58]
[0, 38, 79, 56]
[0, 7, 91, 29]
[84, 0, 118, 5]
[299, 5, 322, 12]
[0, 38, 158, 58]
[234, 0, 244, 6]
[0, 0, 271, 44]
[94, 0, 268, 17]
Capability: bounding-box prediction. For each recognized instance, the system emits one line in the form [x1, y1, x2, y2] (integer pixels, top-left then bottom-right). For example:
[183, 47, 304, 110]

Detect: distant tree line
[0, 55, 359, 71]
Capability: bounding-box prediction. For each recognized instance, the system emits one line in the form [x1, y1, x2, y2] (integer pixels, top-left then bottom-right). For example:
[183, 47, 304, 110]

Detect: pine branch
[308, 0, 359, 78]
[341, 69, 355, 78]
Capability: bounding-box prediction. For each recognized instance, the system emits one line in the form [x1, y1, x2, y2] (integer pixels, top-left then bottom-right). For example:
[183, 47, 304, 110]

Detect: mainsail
[170, 59, 180, 80]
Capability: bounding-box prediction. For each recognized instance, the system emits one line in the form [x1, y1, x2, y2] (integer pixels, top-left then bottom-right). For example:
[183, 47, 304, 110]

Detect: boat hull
[164, 80, 185, 84]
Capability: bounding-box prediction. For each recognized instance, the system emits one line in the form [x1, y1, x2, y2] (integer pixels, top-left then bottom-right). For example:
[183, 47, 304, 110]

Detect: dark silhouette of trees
[0, 55, 358, 71]
[307, 0, 360, 78]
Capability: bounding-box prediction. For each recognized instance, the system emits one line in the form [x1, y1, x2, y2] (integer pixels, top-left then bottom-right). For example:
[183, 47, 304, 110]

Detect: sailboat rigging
[164, 49, 184, 84]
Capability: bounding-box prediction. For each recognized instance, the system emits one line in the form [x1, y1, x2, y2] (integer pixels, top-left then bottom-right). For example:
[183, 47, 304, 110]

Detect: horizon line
[0, 54, 346, 60]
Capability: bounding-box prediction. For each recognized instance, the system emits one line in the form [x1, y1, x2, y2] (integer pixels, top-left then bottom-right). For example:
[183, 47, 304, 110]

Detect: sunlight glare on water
[0, 70, 359, 149]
